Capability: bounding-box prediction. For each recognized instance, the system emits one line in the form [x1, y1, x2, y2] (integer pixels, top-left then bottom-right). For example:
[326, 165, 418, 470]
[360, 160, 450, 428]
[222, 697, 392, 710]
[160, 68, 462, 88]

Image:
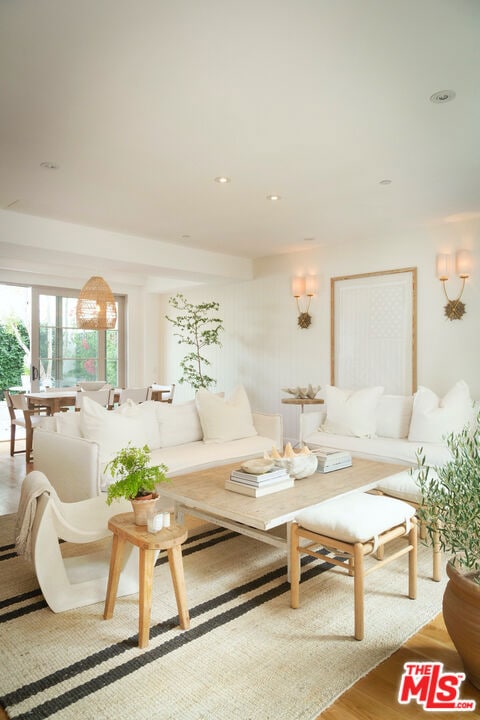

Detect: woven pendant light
[76, 276, 117, 330]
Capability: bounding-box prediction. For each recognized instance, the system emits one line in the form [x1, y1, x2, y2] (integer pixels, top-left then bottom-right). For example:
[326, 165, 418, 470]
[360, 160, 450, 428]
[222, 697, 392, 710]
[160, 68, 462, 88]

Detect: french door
[30, 286, 125, 390]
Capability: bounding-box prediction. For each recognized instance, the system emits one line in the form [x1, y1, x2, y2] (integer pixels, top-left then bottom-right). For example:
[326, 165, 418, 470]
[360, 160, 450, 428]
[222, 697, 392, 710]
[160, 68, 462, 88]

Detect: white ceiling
[1, 0, 480, 263]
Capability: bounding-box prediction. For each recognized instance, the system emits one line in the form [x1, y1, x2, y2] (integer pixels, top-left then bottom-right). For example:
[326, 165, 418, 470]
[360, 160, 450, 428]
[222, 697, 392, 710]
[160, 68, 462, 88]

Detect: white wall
[0, 210, 253, 389]
[1, 210, 478, 445]
[160, 230, 479, 442]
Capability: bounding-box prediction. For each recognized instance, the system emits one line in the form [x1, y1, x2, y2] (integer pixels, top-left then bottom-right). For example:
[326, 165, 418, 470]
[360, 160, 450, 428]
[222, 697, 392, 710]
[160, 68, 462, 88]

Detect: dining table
[26, 391, 77, 415]
[26, 386, 171, 415]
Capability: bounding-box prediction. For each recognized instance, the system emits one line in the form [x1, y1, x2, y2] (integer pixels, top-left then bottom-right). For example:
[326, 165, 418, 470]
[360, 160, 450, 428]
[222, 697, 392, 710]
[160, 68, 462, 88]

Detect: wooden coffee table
[159, 458, 407, 573]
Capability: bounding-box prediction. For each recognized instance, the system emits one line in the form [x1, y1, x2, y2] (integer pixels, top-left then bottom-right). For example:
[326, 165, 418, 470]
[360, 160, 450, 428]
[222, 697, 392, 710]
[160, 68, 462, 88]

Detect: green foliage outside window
[0, 318, 29, 400]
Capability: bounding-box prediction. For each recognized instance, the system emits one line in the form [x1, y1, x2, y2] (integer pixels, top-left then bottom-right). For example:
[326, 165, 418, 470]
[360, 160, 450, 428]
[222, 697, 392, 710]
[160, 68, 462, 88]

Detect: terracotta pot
[443, 561, 480, 690]
[130, 493, 158, 526]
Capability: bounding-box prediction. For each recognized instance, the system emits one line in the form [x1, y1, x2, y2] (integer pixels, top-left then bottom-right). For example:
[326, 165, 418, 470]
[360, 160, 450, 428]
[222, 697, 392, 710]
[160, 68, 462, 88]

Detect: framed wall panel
[331, 267, 417, 394]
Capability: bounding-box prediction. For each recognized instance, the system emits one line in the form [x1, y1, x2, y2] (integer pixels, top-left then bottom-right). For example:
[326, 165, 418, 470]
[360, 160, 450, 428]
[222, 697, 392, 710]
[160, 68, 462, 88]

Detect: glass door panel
[32, 286, 124, 389]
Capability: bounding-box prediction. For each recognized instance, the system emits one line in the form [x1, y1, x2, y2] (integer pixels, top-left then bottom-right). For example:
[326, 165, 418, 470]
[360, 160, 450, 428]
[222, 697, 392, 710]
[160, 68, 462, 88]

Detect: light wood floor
[1, 441, 478, 720]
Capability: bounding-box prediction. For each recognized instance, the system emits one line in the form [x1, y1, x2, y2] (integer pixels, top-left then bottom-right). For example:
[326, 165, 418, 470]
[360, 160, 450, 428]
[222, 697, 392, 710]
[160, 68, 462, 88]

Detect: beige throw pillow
[408, 380, 473, 443]
[156, 400, 203, 447]
[322, 385, 384, 438]
[80, 397, 161, 464]
[196, 385, 257, 443]
[376, 395, 413, 439]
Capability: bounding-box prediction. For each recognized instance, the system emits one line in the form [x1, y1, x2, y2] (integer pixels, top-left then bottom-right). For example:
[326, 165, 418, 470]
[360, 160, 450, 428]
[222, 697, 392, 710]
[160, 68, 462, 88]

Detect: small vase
[130, 494, 158, 526]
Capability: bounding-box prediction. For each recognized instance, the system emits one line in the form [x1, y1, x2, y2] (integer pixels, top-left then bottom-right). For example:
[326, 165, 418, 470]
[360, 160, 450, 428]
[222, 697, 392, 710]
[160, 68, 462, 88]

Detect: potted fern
[105, 444, 169, 525]
[417, 410, 480, 689]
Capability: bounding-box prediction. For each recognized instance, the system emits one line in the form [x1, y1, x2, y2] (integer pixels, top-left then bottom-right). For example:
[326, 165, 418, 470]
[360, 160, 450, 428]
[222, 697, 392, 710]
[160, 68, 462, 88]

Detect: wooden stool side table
[104, 512, 190, 648]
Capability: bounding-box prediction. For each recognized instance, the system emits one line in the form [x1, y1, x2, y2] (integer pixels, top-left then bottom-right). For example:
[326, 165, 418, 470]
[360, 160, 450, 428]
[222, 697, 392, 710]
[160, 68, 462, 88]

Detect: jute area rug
[0, 513, 446, 720]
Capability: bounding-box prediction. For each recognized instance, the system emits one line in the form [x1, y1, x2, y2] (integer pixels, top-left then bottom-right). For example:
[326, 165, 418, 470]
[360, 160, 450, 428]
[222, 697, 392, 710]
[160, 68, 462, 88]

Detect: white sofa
[33, 387, 283, 503]
[300, 381, 478, 503]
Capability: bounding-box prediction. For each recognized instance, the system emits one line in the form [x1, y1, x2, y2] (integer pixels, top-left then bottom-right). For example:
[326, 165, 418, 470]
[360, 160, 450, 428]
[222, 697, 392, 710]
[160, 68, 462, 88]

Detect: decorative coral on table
[281, 384, 321, 399]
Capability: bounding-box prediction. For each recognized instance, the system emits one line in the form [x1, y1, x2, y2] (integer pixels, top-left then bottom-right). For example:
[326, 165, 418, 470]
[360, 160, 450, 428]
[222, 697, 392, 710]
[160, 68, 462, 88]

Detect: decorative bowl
[241, 458, 275, 475]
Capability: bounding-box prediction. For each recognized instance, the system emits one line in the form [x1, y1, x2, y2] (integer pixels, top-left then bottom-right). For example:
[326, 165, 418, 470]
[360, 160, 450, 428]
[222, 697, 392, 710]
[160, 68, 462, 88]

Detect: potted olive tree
[105, 444, 169, 525]
[417, 411, 480, 689]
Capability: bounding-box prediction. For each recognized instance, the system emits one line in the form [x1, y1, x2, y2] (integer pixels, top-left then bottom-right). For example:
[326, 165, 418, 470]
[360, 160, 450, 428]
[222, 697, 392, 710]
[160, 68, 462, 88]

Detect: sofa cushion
[156, 400, 203, 447]
[376, 469, 421, 503]
[303, 429, 451, 467]
[295, 493, 415, 543]
[196, 385, 257, 443]
[377, 467, 440, 503]
[149, 435, 275, 476]
[322, 385, 384, 438]
[408, 380, 473, 443]
[376, 394, 413, 439]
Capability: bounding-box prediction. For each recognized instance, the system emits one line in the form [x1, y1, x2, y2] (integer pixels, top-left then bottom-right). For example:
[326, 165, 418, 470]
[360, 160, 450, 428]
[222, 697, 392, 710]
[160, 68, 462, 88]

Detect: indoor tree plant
[417, 411, 480, 689]
[166, 293, 223, 390]
[105, 444, 169, 525]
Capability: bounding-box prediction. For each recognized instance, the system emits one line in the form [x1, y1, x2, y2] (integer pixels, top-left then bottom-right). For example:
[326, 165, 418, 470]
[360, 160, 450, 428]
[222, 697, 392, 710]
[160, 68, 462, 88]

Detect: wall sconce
[292, 275, 317, 328]
[436, 250, 472, 320]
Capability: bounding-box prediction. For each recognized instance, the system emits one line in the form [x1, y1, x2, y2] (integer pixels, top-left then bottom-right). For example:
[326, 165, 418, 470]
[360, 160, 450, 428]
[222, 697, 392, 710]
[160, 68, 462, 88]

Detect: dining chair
[75, 388, 112, 410]
[150, 383, 175, 403]
[5, 390, 48, 463]
[116, 387, 152, 405]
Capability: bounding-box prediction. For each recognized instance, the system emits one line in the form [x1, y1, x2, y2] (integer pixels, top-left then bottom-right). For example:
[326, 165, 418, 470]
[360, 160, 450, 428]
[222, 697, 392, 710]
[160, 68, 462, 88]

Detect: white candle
[147, 514, 163, 533]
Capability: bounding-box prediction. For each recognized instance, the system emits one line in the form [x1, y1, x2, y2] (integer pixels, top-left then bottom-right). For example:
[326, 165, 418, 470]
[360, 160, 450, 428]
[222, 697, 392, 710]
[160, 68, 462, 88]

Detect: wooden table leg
[138, 547, 155, 648]
[103, 534, 126, 620]
[167, 545, 190, 630]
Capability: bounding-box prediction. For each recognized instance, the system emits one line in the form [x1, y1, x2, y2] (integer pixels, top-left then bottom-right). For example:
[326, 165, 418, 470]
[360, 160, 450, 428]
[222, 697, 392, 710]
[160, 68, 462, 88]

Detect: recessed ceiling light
[379, 179, 392, 185]
[40, 161, 59, 170]
[214, 176, 231, 184]
[267, 194, 281, 201]
[430, 90, 456, 104]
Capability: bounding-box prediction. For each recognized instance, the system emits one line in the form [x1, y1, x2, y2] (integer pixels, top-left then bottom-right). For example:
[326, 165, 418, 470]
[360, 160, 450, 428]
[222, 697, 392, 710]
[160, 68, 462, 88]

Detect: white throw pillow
[79, 397, 158, 464]
[376, 395, 413, 439]
[196, 385, 258, 443]
[121, 400, 162, 450]
[156, 400, 203, 447]
[322, 385, 384, 438]
[408, 380, 473, 443]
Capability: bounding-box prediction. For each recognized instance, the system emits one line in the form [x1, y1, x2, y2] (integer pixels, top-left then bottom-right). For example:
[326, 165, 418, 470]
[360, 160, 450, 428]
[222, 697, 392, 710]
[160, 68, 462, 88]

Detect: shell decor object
[265, 443, 318, 479]
[281, 384, 321, 399]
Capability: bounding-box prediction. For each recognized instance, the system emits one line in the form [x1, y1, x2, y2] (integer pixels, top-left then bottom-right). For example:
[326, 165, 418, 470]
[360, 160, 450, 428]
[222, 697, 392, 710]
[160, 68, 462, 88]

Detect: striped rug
[0, 514, 447, 720]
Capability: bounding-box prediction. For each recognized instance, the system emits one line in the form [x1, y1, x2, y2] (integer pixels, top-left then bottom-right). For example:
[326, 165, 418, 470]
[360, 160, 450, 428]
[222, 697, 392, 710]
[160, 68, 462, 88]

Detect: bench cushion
[296, 493, 415, 543]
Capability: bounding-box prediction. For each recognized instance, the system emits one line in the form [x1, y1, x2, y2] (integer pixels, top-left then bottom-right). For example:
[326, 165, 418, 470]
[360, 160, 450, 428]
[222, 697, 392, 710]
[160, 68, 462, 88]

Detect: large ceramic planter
[443, 561, 480, 690]
[130, 494, 158, 526]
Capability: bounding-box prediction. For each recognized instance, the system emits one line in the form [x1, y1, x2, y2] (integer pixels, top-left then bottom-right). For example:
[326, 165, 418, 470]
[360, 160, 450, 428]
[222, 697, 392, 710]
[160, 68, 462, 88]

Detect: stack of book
[313, 448, 352, 473]
[225, 467, 294, 496]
